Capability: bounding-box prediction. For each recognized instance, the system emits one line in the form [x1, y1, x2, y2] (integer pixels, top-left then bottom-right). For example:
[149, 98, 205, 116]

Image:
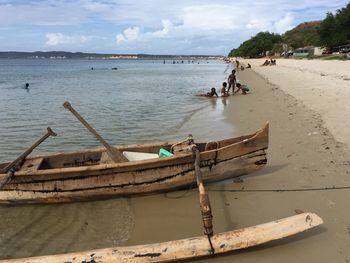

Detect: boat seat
[205, 141, 219, 151]
[172, 144, 193, 155]
[122, 151, 159, 161]
[19, 157, 44, 173]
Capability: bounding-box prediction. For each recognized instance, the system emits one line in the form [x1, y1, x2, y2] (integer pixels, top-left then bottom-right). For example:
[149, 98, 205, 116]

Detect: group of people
[261, 59, 277, 66]
[198, 69, 250, 98]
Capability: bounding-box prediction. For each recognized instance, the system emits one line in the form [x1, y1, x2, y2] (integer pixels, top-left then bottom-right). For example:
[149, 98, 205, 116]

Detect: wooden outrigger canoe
[1, 212, 322, 263]
[0, 123, 268, 204]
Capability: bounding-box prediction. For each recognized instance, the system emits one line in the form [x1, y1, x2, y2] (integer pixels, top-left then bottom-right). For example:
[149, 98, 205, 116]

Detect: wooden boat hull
[1, 212, 323, 262]
[0, 124, 268, 204]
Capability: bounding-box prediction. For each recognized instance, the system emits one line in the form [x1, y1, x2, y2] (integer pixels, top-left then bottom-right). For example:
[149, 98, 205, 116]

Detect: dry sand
[127, 60, 350, 262]
[243, 58, 350, 147]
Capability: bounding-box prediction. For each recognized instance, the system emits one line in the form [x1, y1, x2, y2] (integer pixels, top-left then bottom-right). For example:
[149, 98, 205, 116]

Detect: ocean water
[0, 59, 234, 162]
[0, 59, 236, 260]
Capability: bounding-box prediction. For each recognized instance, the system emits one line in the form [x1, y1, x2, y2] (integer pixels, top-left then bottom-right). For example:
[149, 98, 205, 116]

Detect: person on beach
[246, 63, 251, 68]
[227, 69, 236, 93]
[234, 83, 250, 95]
[221, 82, 230, 97]
[235, 59, 240, 69]
[196, 87, 219, 98]
[207, 87, 219, 97]
[261, 60, 270, 66]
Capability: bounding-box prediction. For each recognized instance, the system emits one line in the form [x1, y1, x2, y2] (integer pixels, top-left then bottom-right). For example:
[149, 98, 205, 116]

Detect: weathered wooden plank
[1, 212, 322, 263]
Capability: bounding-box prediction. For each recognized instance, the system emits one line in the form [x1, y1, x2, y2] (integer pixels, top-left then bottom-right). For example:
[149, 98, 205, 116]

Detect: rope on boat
[209, 185, 350, 193]
[163, 180, 196, 199]
[170, 134, 194, 153]
[192, 144, 215, 255]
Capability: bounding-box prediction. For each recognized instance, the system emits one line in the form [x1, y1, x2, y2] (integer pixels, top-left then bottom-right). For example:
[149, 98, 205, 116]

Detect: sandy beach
[242, 58, 350, 146]
[126, 59, 350, 262]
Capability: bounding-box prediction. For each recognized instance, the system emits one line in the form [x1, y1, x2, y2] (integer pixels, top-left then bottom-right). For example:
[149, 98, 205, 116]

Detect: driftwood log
[1, 212, 323, 263]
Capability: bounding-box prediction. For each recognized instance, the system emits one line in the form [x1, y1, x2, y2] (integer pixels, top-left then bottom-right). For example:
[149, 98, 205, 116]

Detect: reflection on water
[0, 199, 133, 259]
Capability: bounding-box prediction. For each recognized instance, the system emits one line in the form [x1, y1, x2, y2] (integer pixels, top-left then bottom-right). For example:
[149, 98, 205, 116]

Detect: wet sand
[1, 65, 350, 262]
[127, 67, 350, 262]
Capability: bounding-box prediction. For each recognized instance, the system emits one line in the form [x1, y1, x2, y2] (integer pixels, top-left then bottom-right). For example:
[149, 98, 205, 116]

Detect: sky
[0, 0, 348, 55]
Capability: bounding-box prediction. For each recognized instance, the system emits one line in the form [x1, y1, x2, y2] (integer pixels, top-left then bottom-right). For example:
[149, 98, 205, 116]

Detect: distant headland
[0, 51, 224, 60]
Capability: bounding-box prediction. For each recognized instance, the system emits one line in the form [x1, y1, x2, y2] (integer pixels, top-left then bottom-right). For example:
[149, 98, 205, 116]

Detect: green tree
[336, 3, 350, 43]
[228, 32, 282, 57]
[319, 3, 350, 48]
[283, 21, 321, 48]
[319, 13, 340, 48]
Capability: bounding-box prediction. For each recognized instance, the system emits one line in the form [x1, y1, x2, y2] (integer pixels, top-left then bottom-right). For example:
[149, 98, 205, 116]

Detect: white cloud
[0, 0, 349, 54]
[116, 27, 140, 43]
[181, 5, 240, 31]
[46, 33, 93, 46]
[116, 20, 173, 44]
[274, 13, 295, 33]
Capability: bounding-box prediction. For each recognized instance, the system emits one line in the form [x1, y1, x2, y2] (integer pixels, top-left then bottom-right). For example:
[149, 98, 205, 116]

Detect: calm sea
[0, 59, 234, 162]
[0, 59, 236, 260]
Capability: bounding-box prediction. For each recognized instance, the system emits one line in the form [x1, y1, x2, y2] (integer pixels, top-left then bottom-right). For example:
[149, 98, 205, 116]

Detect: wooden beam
[2, 212, 322, 263]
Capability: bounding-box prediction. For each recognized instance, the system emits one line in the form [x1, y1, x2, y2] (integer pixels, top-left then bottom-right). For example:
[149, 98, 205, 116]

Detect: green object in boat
[159, 148, 174, 158]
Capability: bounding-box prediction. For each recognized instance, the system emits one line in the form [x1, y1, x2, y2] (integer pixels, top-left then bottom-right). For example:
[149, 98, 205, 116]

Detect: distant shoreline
[0, 51, 224, 60]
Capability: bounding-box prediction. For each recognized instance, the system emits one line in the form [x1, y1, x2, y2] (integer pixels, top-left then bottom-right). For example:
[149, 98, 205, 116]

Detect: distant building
[314, 47, 326, 56]
[293, 47, 314, 58]
[293, 46, 326, 58]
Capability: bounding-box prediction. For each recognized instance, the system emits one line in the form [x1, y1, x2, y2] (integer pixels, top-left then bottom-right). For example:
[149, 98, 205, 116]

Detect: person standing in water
[227, 69, 236, 93]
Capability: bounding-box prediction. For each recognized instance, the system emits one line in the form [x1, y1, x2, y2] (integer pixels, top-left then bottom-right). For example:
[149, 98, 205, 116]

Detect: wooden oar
[63, 101, 127, 163]
[0, 127, 57, 187]
[192, 144, 215, 254]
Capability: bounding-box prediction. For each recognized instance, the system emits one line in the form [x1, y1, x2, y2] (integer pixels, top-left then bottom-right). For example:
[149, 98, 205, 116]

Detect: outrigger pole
[192, 143, 215, 254]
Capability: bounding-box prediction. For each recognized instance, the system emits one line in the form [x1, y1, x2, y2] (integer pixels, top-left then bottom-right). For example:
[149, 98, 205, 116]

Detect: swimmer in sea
[196, 87, 219, 98]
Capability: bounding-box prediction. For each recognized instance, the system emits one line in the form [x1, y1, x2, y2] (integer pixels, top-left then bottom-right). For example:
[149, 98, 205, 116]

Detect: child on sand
[221, 82, 230, 97]
[234, 83, 250, 95]
[207, 87, 219, 97]
[196, 87, 219, 97]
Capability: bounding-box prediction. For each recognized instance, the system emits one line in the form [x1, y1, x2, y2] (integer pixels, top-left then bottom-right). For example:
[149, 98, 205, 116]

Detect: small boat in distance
[0, 123, 268, 204]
